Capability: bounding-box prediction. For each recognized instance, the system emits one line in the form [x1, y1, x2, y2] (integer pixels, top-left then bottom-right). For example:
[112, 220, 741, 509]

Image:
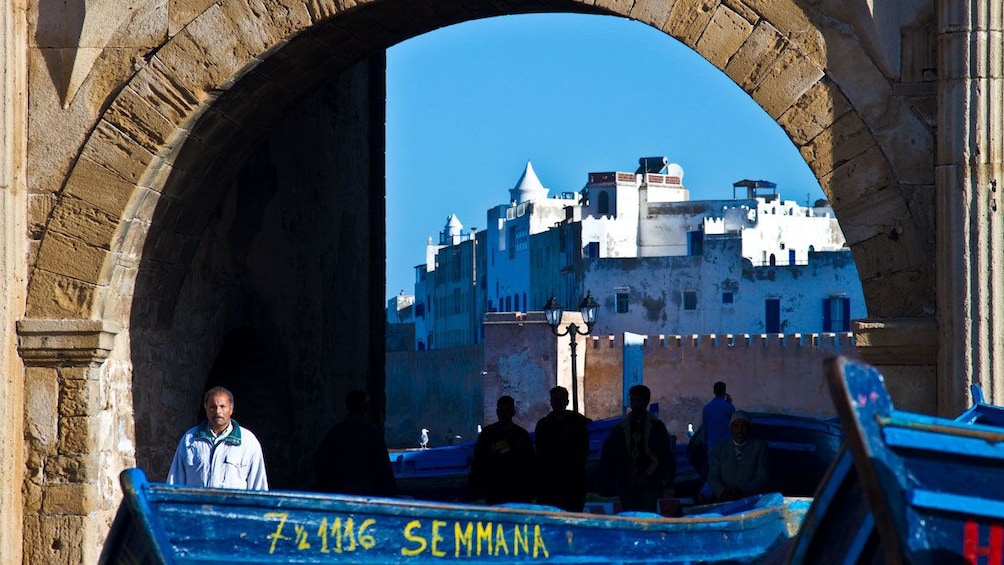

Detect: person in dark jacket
[598, 385, 675, 512]
[708, 410, 770, 502]
[468, 395, 536, 505]
[535, 386, 592, 512]
[314, 390, 396, 496]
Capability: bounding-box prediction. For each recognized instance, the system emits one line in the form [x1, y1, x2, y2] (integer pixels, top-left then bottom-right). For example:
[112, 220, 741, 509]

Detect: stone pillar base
[853, 317, 938, 415]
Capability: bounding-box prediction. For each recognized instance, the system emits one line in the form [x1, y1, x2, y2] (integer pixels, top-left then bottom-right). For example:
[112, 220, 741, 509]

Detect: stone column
[936, 0, 1004, 415]
[17, 319, 119, 565]
[0, 0, 27, 562]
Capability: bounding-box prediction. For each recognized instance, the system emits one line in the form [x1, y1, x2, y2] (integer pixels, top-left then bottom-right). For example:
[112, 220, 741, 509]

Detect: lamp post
[543, 292, 599, 414]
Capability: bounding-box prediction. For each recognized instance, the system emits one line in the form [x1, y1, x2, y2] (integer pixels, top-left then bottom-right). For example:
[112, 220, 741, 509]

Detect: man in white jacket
[167, 386, 269, 490]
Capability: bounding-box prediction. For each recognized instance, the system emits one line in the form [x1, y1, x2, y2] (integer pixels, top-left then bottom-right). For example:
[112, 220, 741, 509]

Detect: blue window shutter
[823, 298, 832, 332]
[841, 297, 851, 332]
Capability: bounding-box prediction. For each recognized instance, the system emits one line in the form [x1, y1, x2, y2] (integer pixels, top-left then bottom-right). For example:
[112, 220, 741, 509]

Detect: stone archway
[15, 0, 983, 562]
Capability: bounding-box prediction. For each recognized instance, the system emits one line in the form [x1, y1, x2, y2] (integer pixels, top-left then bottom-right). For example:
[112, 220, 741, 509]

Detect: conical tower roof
[444, 214, 463, 237]
[509, 161, 548, 204]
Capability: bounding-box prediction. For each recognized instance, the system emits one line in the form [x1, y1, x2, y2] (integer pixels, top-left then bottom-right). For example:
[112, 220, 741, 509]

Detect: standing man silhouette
[468, 395, 536, 505]
[314, 390, 396, 496]
[535, 386, 592, 512]
[701, 381, 735, 474]
[598, 385, 675, 512]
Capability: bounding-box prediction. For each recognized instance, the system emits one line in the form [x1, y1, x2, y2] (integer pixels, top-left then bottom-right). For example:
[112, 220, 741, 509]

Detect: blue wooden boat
[391, 417, 700, 501]
[785, 355, 1004, 563]
[392, 409, 840, 502]
[99, 468, 809, 564]
[686, 412, 844, 498]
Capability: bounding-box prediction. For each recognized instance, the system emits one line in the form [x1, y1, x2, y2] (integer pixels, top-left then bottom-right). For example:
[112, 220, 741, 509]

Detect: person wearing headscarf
[707, 410, 770, 502]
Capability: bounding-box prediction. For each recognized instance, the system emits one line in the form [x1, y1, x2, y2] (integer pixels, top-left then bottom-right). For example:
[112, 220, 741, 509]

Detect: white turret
[509, 161, 548, 204]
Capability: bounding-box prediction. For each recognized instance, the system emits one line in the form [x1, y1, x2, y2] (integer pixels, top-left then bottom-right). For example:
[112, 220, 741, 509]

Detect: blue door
[765, 298, 781, 333]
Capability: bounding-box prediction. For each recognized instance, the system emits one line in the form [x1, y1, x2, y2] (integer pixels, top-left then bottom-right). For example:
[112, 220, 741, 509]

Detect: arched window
[769, 254, 776, 266]
[597, 191, 611, 215]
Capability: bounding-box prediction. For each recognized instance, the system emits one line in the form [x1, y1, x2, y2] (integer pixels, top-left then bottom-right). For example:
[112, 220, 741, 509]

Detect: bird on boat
[420, 428, 430, 449]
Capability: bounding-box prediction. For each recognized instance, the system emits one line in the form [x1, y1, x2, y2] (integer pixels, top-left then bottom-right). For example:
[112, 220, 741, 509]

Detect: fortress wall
[584, 333, 858, 439]
[385, 345, 484, 449]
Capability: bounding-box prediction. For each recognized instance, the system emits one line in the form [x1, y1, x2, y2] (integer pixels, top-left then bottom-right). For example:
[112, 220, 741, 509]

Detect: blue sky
[385, 13, 825, 300]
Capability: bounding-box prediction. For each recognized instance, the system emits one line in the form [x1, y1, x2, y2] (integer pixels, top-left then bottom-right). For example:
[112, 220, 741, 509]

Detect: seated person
[707, 410, 769, 502]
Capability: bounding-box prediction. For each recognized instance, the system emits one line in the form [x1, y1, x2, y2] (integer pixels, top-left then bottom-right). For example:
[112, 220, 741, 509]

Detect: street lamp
[543, 292, 600, 414]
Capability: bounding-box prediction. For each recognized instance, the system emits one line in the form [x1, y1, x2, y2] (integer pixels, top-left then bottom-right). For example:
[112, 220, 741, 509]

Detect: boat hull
[785, 355, 1004, 563]
[100, 469, 807, 564]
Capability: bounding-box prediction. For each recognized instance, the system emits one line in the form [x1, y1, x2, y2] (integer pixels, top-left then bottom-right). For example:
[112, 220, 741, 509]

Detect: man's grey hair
[204, 386, 234, 407]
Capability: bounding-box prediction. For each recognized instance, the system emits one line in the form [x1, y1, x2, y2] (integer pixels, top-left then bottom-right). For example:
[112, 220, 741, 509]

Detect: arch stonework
[2, 0, 1000, 562]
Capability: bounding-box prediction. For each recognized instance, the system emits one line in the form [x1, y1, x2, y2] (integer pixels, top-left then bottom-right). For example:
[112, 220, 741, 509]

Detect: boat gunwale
[143, 480, 798, 530]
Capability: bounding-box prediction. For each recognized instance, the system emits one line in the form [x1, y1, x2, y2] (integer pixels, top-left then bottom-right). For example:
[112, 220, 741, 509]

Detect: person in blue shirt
[701, 381, 735, 473]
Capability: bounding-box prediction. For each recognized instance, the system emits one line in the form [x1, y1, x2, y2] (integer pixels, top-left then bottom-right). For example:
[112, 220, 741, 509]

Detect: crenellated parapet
[588, 332, 855, 350]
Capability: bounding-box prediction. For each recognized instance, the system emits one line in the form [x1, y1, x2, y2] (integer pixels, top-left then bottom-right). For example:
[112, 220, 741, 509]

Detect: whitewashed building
[407, 158, 866, 350]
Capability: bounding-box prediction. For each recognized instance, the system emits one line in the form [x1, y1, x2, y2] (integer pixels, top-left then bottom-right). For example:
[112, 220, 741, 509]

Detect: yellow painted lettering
[342, 518, 358, 552]
[430, 520, 447, 557]
[330, 517, 343, 553]
[293, 524, 311, 550]
[513, 524, 529, 556]
[401, 520, 427, 556]
[264, 512, 291, 554]
[476, 522, 493, 556]
[533, 524, 549, 558]
[494, 523, 509, 556]
[358, 519, 376, 550]
[455, 522, 474, 557]
[318, 517, 330, 553]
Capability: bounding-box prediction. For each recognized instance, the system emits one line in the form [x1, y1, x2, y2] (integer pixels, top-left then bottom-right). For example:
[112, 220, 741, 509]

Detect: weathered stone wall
[385, 345, 485, 449]
[0, 0, 26, 562]
[583, 333, 861, 439]
[481, 312, 858, 440]
[127, 60, 383, 491]
[482, 312, 582, 431]
[10, 0, 1004, 562]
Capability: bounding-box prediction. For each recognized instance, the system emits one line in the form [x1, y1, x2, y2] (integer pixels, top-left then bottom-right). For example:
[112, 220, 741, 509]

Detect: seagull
[420, 428, 430, 449]
[687, 423, 695, 438]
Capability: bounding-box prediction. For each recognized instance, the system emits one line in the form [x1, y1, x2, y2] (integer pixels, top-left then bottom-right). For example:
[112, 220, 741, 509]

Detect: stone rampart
[385, 345, 485, 449]
[583, 332, 858, 440]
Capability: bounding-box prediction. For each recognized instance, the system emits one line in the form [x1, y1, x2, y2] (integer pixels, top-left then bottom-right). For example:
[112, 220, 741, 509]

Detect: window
[789, 249, 796, 265]
[688, 231, 704, 256]
[584, 241, 600, 258]
[765, 298, 781, 333]
[514, 293, 520, 312]
[824, 296, 851, 332]
[683, 291, 697, 311]
[597, 191, 611, 215]
[722, 292, 733, 305]
[616, 292, 629, 313]
[415, 303, 425, 318]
